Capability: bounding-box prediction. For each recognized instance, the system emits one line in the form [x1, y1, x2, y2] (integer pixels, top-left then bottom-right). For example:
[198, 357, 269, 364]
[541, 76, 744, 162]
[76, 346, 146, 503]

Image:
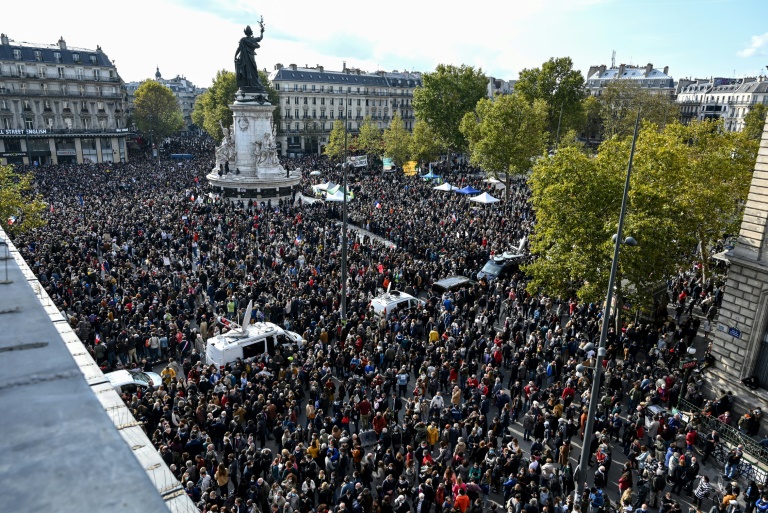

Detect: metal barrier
[679, 398, 768, 484]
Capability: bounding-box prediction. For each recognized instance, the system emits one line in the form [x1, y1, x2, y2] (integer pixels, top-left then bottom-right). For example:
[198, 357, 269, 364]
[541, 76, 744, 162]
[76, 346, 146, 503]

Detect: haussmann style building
[269, 63, 420, 156]
[0, 33, 130, 166]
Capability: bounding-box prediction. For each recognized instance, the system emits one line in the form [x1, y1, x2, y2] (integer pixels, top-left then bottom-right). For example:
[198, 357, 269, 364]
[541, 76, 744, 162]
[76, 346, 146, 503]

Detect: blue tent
[455, 186, 480, 195]
[421, 170, 440, 180]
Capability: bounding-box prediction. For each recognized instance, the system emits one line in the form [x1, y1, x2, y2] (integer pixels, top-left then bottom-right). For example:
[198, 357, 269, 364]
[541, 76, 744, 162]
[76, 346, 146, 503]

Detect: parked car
[476, 252, 525, 282]
[431, 275, 477, 295]
[105, 369, 162, 394]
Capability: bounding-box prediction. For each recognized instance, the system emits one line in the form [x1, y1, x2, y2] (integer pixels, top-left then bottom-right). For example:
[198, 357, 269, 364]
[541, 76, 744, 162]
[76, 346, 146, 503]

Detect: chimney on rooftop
[663, 66, 669, 75]
[289, 63, 297, 70]
[317, 65, 323, 72]
[619, 64, 626, 76]
[58, 36, 66, 50]
[598, 65, 606, 76]
[274, 63, 283, 70]
[0, 34, 8, 46]
[645, 63, 653, 76]
[587, 66, 598, 79]
[343, 61, 347, 72]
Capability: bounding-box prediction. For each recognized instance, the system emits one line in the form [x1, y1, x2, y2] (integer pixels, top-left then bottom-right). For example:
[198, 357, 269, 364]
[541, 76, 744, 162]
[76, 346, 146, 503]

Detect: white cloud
[738, 32, 768, 58]
[0, 0, 611, 86]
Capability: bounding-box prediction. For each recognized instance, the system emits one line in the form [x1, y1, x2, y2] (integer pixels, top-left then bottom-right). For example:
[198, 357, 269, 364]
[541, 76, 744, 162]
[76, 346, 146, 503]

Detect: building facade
[708, 111, 768, 410]
[676, 77, 768, 132]
[268, 64, 421, 156]
[487, 77, 516, 98]
[126, 68, 206, 132]
[585, 63, 675, 98]
[0, 33, 129, 166]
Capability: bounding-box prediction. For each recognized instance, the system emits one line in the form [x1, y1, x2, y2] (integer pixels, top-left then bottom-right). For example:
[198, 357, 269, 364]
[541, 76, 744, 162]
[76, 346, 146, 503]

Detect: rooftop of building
[0, 33, 115, 67]
[0, 227, 196, 513]
[270, 64, 422, 88]
[677, 76, 768, 95]
[587, 63, 672, 82]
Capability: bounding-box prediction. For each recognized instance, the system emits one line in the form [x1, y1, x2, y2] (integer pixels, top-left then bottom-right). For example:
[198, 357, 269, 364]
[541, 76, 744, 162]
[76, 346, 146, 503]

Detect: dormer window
[90, 55, 97, 65]
[72, 53, 80, 62]
[54, 52, 61, 63]
[13, 49, 21, 60]
[34, 50, 42, 61]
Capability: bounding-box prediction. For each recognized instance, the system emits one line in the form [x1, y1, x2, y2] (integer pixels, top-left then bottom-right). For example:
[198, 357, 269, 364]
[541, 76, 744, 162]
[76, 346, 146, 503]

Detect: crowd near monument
[207, 19, 300, 204]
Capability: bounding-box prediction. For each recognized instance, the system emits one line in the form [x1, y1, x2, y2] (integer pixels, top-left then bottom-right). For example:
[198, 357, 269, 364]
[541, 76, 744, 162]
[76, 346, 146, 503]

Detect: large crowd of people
[9, 136, 753, 513]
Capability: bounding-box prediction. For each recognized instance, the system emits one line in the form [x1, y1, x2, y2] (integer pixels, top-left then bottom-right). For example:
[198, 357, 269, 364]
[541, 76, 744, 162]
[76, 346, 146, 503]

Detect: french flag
[7, 216, 17, 225]
[94, 333, 101, 344]
[375, 201, 382, 209]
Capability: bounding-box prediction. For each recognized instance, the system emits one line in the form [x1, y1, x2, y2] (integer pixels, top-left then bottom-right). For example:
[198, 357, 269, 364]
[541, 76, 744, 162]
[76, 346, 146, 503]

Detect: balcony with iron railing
[0, 88, 122, 99]
[0, 68, 121, 83]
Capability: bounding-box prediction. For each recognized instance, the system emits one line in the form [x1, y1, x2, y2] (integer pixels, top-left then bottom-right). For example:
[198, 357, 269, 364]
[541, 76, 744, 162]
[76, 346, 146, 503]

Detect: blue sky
[4, 0, 768, 86]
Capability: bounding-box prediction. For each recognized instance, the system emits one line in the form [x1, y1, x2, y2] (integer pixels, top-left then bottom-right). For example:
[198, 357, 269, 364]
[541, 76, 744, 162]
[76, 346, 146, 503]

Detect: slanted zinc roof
[0, 41, 114, 67]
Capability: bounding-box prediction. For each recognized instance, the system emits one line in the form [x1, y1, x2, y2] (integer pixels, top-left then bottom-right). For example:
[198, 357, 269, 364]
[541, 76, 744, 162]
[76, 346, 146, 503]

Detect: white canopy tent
[433, 182, 457, 191]
[470, 192, 500, 204]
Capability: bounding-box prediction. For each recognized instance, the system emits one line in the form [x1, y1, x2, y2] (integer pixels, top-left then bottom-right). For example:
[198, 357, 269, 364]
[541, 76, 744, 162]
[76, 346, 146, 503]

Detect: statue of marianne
[234, 20, 266, 92]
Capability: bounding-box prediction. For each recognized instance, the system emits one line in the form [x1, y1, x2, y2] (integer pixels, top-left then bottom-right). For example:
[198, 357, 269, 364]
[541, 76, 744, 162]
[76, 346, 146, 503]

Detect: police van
[205, 301, 304, 368]
[370, 288, 426, 319]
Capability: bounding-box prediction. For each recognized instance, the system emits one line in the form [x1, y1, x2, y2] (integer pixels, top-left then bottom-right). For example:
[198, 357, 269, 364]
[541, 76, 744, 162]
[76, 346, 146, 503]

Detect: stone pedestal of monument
[207, 92, 300, 205]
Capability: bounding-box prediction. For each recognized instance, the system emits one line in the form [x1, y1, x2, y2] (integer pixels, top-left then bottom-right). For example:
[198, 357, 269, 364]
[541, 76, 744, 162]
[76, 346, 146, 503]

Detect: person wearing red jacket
[686, 427, 698, 451]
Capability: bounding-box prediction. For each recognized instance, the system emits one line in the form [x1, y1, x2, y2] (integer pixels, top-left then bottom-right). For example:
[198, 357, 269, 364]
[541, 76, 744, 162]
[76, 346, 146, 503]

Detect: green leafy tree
[598, 81, 679, 139]
[192, 70, 236, 141]
[410, 120, 443, 167]
[192, 69, 279, 142]
[526, 120, 756, 320]
[668, 119, 756, 280]
[515, 57, 587, 146]
[460, 93, 548, 196]
[581, 95, 602, 144]
[744, 103, 768, 141]
[324, 120, 346, 161]
[133, 81, 184, 139]
[356, 116, 383, 166]
[412, 64, 487, 155]
[0, 165, 46, 236]
[383, 113, 412, 167]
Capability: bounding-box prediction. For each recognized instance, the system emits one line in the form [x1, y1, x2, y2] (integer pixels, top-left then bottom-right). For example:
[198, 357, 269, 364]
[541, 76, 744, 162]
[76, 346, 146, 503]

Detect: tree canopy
[412, 64, 487, 153]
[460, 93, 548, 194]
[133, 80, 184, 139]
[324, 120, 346, 161]
[515, 57, 587, 145]
[382, 113, 411, 168]
[526, 119, 755, 308]
[192, 69, 278, 142]
[192, 70, 237, 142]
[410, 120, 442, 167]
[744, 103, 768, 141]
[597, 81, 679, 140]
[0, 165, 46, 236]
[356, 116, 383, 162]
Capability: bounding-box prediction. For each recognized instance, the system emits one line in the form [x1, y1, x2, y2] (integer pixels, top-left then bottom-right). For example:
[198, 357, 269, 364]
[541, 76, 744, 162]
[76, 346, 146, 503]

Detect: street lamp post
[677, 346, 698, 408]
[340, 95, 349, 323]
[574, 110, 641, 501]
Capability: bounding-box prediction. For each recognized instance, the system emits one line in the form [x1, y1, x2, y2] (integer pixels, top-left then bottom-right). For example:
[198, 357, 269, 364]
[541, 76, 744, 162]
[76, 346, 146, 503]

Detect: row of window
[284, 96, 408, 107]
[283, 107, 411, 119]
[275, 83, 413, 95]
[1, 115, 121, 130]
[12, 49, 98, 65]
[9, 99, 109, 111]
[282, 119, 413, 132]
[0, 81, 119, 97]
[2, 64, 114, 80]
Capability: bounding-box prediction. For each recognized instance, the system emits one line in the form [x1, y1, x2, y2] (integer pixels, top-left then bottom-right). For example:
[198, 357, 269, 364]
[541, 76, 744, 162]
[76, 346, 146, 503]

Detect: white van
[370, 290, 426, 318]
[205, 301, 304, 368]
